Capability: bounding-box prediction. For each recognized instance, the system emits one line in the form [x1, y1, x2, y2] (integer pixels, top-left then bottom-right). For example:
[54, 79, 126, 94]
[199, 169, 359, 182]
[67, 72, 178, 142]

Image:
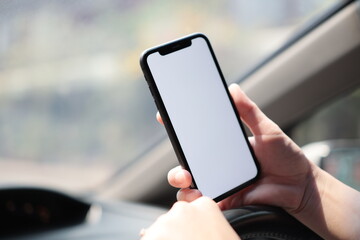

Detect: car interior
[0, 0, 359, 239]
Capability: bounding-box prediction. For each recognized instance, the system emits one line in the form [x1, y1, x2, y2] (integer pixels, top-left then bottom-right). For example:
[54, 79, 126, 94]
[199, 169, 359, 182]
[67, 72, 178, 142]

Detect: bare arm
[291, 164, 360, 240]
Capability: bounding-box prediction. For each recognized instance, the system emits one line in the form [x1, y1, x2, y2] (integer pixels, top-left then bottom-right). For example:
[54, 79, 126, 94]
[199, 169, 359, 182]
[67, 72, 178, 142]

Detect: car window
[290, 87, 360, 147]
[0, 0, 343, 192]
[291, 88, 360, 189]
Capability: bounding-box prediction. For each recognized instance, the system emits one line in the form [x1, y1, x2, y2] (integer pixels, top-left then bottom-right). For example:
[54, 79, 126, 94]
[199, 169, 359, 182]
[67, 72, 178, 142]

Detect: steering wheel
[224, 205, 323, 240]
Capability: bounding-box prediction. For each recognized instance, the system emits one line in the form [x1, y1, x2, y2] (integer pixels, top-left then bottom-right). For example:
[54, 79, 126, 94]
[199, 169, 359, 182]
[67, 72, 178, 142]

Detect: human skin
[149, 84, 360, 240]
[141, 197, 240, 240]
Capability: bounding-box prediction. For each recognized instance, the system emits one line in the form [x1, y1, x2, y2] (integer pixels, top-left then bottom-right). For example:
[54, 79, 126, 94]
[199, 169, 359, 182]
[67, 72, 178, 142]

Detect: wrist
[288, 163, 360, 239]
[287, 161, 323, 216]
[286, 163, 329, 237]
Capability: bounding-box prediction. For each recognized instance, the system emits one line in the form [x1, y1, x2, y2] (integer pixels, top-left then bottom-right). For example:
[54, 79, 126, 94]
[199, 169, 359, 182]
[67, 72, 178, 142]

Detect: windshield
[0, 0, 342, 192]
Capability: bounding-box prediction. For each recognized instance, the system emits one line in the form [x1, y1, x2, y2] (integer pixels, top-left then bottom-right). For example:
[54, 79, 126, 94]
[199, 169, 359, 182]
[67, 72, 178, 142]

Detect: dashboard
[0, 187, 323, 240]
[0, 187, 166, 240]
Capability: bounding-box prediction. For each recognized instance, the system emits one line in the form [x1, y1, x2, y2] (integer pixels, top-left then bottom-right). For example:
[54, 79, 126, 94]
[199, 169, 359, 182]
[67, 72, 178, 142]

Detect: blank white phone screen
[147, 37, 258, 199]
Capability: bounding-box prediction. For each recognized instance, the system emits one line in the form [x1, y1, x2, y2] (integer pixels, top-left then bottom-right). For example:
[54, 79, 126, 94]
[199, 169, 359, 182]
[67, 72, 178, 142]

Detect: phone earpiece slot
[159, 39, 192, 55]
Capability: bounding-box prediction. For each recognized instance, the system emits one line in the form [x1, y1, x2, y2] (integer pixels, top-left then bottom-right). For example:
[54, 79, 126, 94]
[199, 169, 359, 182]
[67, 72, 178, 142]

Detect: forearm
[291, 164, 360, 240]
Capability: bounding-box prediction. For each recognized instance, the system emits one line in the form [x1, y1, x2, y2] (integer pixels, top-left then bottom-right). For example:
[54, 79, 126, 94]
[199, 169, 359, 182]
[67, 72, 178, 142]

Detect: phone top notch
[159, 39, 192, 56]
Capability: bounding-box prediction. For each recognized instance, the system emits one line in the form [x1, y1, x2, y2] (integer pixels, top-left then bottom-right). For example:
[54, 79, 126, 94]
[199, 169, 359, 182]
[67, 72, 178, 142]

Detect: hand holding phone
[140, 33, 259, 202]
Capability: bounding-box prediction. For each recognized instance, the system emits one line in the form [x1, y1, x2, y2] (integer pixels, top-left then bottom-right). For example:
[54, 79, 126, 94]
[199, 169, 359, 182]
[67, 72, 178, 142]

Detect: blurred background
[0, 0, 345, 192]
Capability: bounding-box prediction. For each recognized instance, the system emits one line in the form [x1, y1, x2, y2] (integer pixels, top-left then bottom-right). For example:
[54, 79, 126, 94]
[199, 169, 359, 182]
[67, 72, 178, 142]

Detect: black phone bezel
[140, 33, 260, 202]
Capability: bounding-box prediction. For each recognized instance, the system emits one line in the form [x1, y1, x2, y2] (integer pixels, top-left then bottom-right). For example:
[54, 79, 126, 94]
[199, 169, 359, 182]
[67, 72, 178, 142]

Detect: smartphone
[140, 33, 259, 202]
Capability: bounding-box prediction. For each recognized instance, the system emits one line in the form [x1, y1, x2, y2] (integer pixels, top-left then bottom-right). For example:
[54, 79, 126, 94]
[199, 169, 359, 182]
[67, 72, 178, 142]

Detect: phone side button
[153, 99, 161, 110]
[147, 86, 159, 108]
[153, 99, 159, 109]
[148, 86, 154, 97]
[143, 74, 149, 83]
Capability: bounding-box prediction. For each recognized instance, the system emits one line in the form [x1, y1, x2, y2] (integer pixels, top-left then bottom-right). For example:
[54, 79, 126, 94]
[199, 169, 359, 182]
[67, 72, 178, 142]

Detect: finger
[229, 84, 281, 136]
[217, 192, 243, 210]
[156, 112, 163, 125]
[177, 188, 202, 202]
[248, 136, 255, 147]
[167, 166, 192, 188]
[217, 183, 257, 210]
